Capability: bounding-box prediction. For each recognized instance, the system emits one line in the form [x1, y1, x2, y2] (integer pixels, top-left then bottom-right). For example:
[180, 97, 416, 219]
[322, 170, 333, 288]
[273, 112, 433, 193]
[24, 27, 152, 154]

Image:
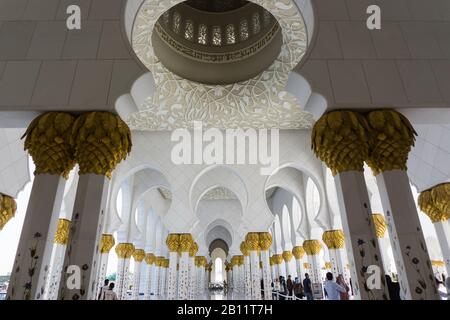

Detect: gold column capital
[0, 193, 17, 230]
[322, 230, 345, 249]
[155, 256, 165, 267]
[100, 234, 115, 254]
[303, 240, 322, 255]
[53, 218, 71, 245]
[419, 183, 450, 223]
[178, 233, 193, 253]
[163, 259, 169, 268]
[324, 262, 332, 269]
[238, 255, 244, 266]
[269, 256, 274, 266]
[240, 241, 249, 256]
[115, 243, 135, 259]
[189, 242, 198, 257]
[145, 253, 156, 265]
[132, 249, 146, 262]
[23, 112, 76, 178]
[273, 254, 283, 265]
[292, 246, 305, 259]
[258, 232, 272, 250]
[366, 109, 416, 175]
[372, 214, 387, 238]
[282, 250, 293, 262]
[303, 262, 311, 269]
[312, 110, 369, 175]
[70, 111, 132, 178]
[166, 234, 180, 252]
[431, 260, 445, 267]
[245, 232, 260, 251]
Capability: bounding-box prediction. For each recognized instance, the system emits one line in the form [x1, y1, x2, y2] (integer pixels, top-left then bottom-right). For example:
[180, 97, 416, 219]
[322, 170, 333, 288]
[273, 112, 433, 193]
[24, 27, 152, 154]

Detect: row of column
[6, 111, 132, 300]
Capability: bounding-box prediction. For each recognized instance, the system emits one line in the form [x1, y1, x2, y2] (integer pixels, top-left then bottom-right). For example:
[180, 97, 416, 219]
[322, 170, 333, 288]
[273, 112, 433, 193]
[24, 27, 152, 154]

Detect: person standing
[102, 282, 118, 300]
[98, 279, 109, 300]
[323, 272, 346, 300]
[286, 275, 294, 298]
[336, 274, 350, 300]
[303, 273, 313, 300]
[294, 277, 304, 299]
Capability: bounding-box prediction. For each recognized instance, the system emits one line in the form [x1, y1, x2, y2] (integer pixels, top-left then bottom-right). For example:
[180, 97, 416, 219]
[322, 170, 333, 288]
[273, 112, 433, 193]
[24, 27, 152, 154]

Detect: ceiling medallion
[130, 0, 313, 131]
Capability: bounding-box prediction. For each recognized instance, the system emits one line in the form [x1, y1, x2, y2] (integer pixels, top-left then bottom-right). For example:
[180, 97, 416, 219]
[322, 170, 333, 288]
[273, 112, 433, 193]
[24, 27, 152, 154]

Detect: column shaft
[7, 174, 66, 300]
[260, 250, 272, 300]
[167, 252, 178, 299]
[249, 251, 261, 300]
[435, 221, 450, 277]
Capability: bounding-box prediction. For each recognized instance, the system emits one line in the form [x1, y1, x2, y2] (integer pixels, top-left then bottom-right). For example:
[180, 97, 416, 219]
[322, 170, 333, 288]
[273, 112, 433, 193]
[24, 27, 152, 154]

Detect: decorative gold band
[0, 193, 16, 230]
[282, 251, 293, 262]
[145, 253, 156, 265]
[100, 234, 115, 254]
[292, 246, 305, 259]
[303, 240, 322, 256]
[115, 243, 135, 259]
[372, 214, 387, 238]
[54, 219, 71, 245]
[322, 230, 345, 249]
[133, 249, 146, 262]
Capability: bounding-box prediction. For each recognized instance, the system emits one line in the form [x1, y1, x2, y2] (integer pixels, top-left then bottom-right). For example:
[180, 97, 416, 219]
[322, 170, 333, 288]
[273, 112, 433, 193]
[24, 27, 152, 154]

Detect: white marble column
[188, 255, 196, 300]
[154, 257, 162, 299]
[115, 243, 134, 300]
[177, 234, 193, 300]
[165, 234, 179, 300]
[375, 170, 439, 299]
[44, 219, 71, 300]
[303, 240, 323, 285]
[94, 234, 115, 300]
[243, 255, 252, 299]
[143, 253, 155, 300]
[162, 259, 169, 299]
[292, 246, 305, 282]
[322, 230, 347, 280]
[259, 233, 272, 300]
[372, 214, 392, 276]
[7, 174, 67, 300]
[131, 249, 145, 300]
[312, 110, 388, 300]
[434, 221, 450, 278]
[282, 251, 294, 278]
[273, 254, 282, 279]
[231, 257, 239, 298]
[246, 233, 262, 300]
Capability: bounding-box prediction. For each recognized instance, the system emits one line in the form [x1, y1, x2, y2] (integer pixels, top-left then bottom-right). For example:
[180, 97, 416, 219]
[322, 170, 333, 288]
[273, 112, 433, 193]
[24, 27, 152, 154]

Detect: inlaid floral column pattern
[238, 256, 245, 298]
[166, 234, 179, 300]
[154, 256, 164, 298]
[198, 256, 207, 299]
[259, 232, 272, 300]
[312, 110, 388, 300]
[240, 242, 252, 300]
[303, 240, 322, 285]
[419, 183, 450, 284]
[161, 258, 169, 299]
[8, 112, 75, 300]
[115, 243, 135, 300]
[45, 219, 71, 300]
[188, 242, 198, 300]
[59, 112, 132, 300]
[322, 230, 348, 281]
[94, 234, 115, 300]
[372, 214, 391, 275]
[292, 246, 305, 282]
[0, 193, 16, 230]
[131, 249, 145, 300]
[144, 253, 156, 300]
[366, 110, 439, 300]
[177, 234, 193, 300]
[245, 232, 262, 300]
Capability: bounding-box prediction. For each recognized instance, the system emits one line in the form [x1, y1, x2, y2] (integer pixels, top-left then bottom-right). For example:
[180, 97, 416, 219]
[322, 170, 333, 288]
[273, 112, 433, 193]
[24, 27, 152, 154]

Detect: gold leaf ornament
[100, 234, 115, 253]
[322, 230, 345, 249]
[22, 112, 76, 178]
[312, 111, 370, 175]
[0, 193, 17, 230]
[70, 112, 132, 178]
[303, 240, 322, 256]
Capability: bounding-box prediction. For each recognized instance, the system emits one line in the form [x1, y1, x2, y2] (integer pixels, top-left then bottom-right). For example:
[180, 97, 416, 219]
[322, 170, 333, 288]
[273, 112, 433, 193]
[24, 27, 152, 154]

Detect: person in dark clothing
[279, 276, 287, 300]
[303, 273, 314, 300]
[385, 275, 401, 300]
[286, 275, 294, 297]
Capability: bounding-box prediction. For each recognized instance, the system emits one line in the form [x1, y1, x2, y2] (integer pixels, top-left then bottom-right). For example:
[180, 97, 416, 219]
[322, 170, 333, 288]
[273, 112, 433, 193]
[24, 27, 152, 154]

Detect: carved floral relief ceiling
[130, 0, 314, 130]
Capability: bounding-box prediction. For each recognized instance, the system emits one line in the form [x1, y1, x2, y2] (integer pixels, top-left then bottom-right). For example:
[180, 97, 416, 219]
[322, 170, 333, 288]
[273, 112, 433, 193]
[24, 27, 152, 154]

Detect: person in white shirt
[98, 279, 109, 300]
[324, 272, 346, 300]
[102, 282, 118, 300]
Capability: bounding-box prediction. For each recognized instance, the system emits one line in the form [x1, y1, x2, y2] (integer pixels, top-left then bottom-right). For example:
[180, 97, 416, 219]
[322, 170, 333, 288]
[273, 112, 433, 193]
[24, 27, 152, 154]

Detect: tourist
[294, 277, 304, 299]
[303, 273, 314, 300]
[324, 272, 346, 300]
[286, 275, 294, 298]
[98, 279, 109, 300]
[279, 276, 287, 300]
[273, 278, 281, 300]
[102, 282, 118, 300]
[385, 275, 400, 300]
[336, 274, 350, 300]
